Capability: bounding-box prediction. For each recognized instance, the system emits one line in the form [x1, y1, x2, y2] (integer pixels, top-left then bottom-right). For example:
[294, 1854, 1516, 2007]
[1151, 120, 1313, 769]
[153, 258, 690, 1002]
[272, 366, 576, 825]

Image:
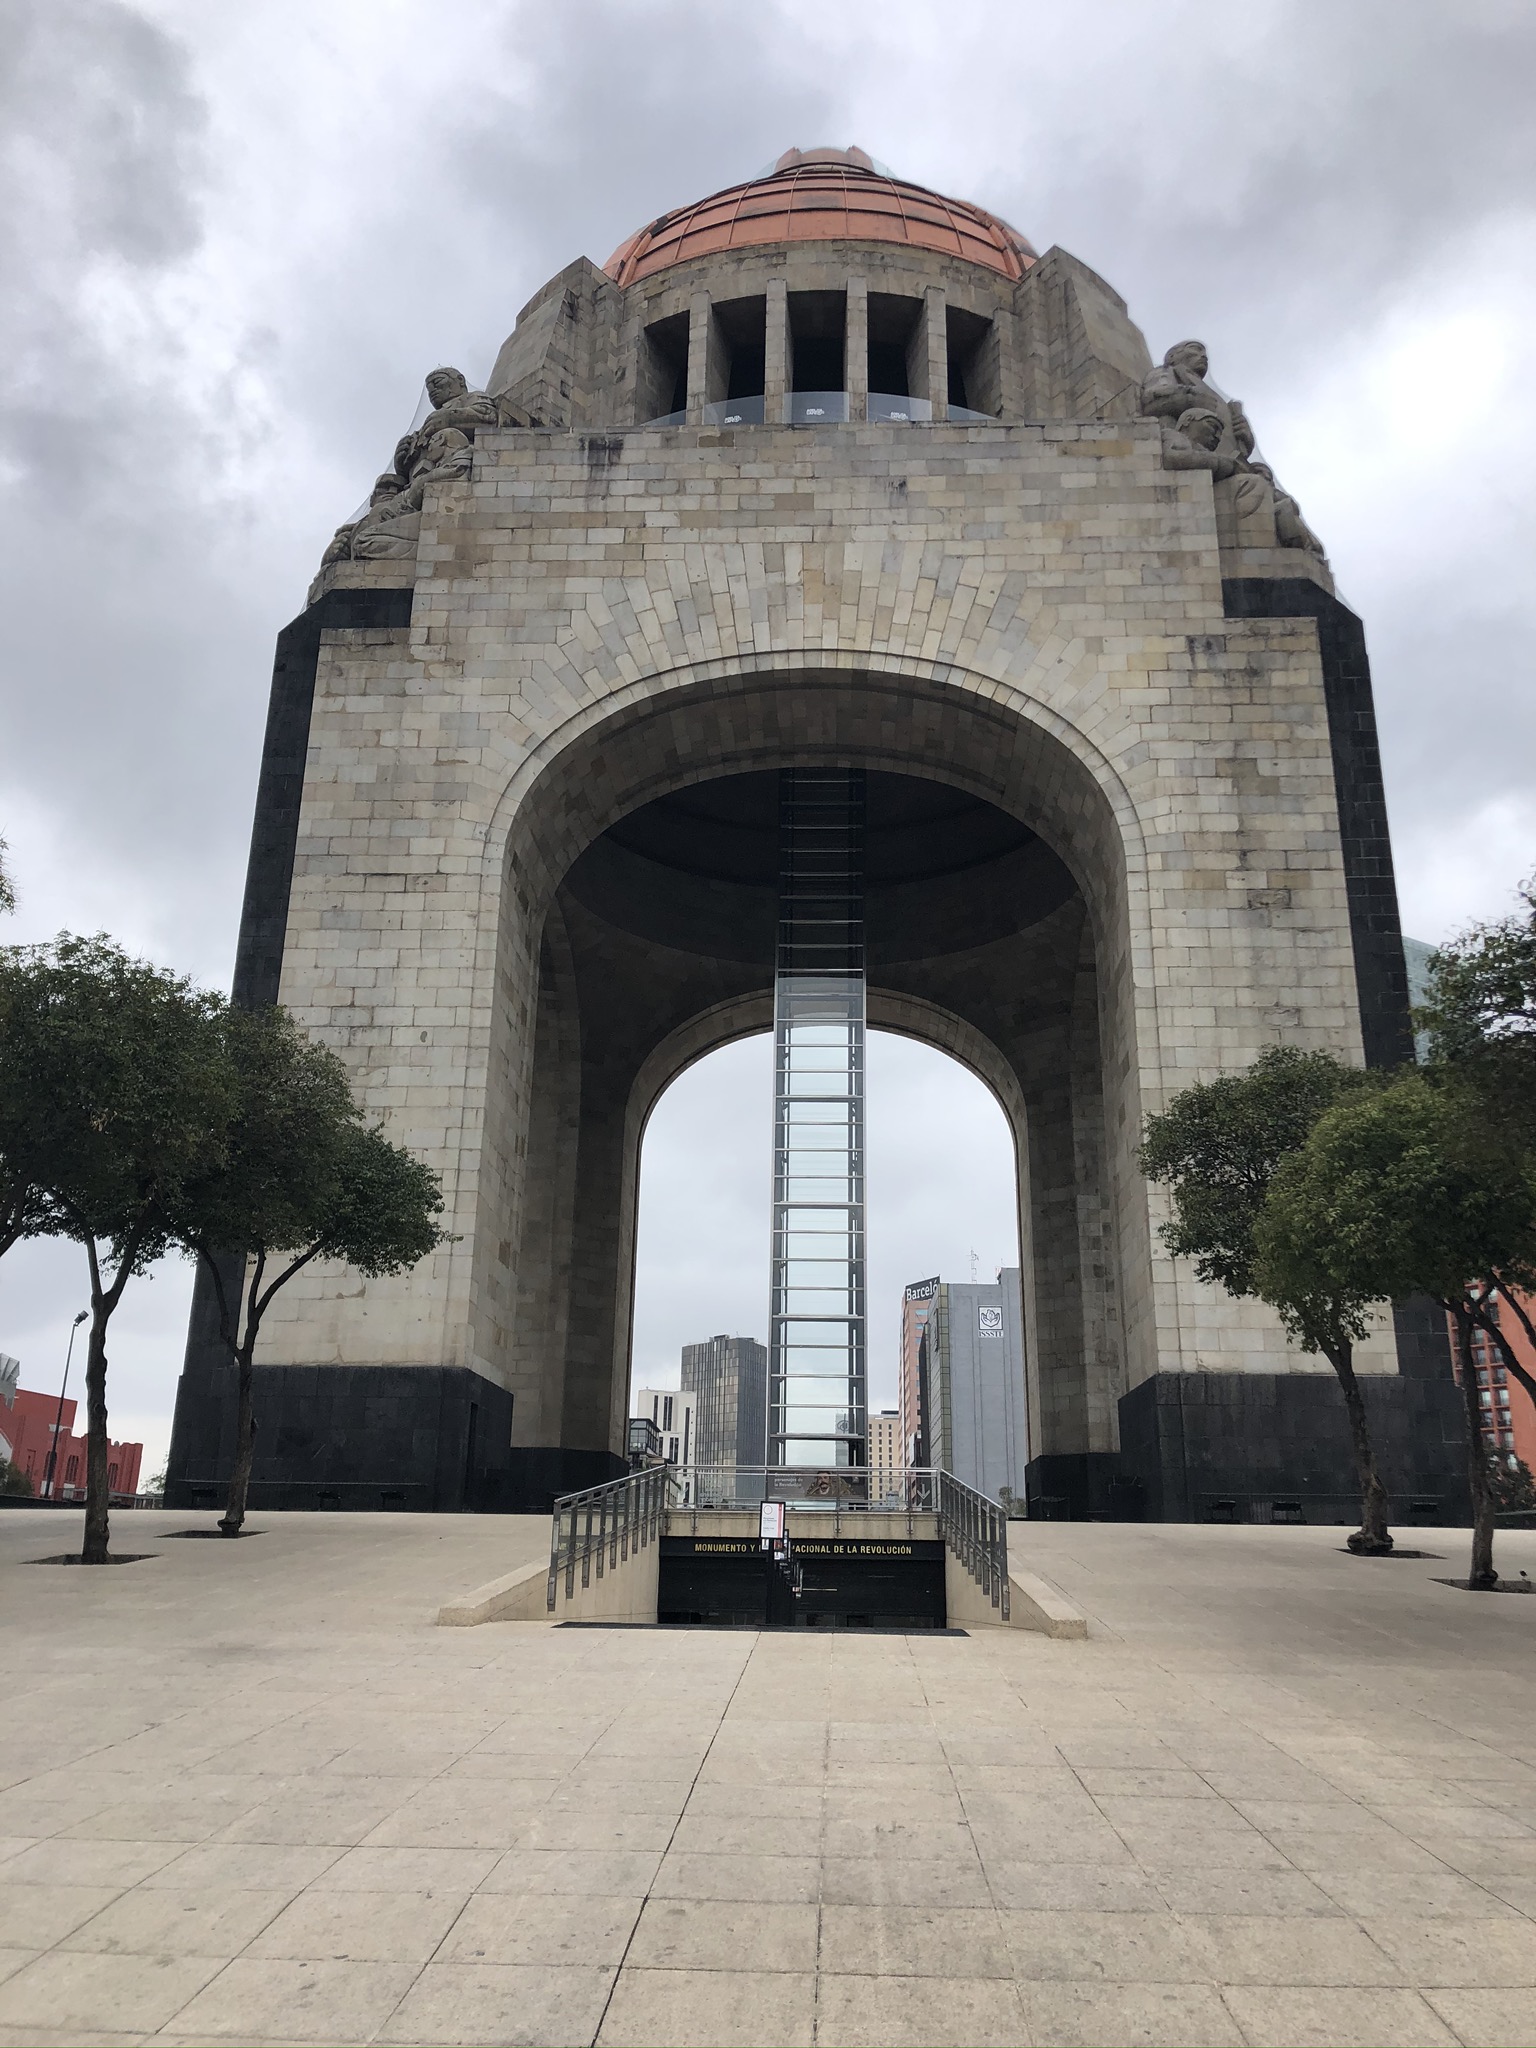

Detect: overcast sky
[2, 0, 1533, 1468]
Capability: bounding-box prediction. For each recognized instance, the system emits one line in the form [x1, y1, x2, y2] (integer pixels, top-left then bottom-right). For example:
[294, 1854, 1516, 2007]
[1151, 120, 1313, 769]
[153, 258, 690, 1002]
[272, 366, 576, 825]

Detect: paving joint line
[586, 1628, 761, 2047]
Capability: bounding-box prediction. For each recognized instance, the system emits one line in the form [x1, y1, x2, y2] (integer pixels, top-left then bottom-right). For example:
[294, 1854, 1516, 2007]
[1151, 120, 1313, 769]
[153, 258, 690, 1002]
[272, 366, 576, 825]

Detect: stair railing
[546, 1463, 674, 1613]
[935, 1468, 1011, 1621]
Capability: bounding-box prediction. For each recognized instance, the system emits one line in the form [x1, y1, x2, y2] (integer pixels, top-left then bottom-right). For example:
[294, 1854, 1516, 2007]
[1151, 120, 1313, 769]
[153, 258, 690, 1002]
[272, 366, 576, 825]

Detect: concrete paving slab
[1422, 1986, 1536, 2045]
[160, 1955, 419, 2042]
[440, 1890, 642, 1967]
[57, 1886, 291, 1957]
[378, 1961, 617, 2046]
[813, 1971, 1030, 2045]
[594, 1965, 815, 2046]
[2, 1511, 1535, 2046]
[0, 1951, 223, 2036]
[1220, 1984, 1458, 2045]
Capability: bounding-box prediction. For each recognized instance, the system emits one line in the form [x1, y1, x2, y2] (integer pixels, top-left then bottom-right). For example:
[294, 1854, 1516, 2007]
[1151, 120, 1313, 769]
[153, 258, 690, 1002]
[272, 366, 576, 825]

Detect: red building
[0, 1386, 143, 1499]
[1450, 1291, 1536, 1475]
[899, 1278, 941, 1469]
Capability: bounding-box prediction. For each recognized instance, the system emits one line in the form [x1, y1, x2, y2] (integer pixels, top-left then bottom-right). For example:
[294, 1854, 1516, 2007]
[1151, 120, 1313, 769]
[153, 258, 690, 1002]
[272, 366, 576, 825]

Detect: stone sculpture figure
[309, 367, 523, 602]
[1159, 408, 1274, 543]
[396, 368, 509, 483]
[419, 366, 500, 441]
[407, 426, 473, 492]
[1139, 341, 1252, 457]
[1144, 348, 1326, 560]
[349, 471, 423, 560]
[1248, 462, 1327, 557]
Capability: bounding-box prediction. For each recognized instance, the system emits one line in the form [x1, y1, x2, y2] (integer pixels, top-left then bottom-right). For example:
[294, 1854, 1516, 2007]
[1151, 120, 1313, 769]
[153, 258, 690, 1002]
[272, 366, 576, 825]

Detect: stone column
[765, 277, 790, 424]
[925, 286, 949, 421]
[845, 276, 868, 422]
[685, 293, 711, 425]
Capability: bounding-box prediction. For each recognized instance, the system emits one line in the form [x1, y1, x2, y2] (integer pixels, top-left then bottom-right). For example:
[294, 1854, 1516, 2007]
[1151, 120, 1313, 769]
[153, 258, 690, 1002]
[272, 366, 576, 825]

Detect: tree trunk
[1451, 1303, 1498, 1588]
[1328, 1342, 1393, 1553]
[219, 1343, 257, 1535]
[81, 1304, 112, 1565]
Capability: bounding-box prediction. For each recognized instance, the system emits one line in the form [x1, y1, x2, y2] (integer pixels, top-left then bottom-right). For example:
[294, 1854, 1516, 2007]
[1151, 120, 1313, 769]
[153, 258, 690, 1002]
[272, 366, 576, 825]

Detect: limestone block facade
[166, 149, 1465, 1520]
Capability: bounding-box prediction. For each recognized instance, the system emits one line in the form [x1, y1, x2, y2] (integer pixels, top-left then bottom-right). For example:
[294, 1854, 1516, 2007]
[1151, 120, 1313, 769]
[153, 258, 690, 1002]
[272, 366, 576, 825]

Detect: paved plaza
[1, 1511, 1534, 2046]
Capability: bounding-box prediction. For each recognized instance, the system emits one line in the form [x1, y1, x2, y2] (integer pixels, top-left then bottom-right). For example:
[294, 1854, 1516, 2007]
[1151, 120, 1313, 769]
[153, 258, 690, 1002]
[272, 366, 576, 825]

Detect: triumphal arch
[166, 146, 1463, 1520]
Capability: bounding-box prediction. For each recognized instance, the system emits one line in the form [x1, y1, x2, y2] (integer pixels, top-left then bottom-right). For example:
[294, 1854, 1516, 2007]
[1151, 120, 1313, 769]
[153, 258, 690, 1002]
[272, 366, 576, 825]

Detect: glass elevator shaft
[768, 769, 868, 1473]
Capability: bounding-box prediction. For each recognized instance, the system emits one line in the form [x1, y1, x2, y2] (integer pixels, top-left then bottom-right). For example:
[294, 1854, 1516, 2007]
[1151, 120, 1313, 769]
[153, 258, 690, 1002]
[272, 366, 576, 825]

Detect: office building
[900, 1271, 1029, 1508]
[868, 1409, 903, 1504]
[632, 1387, 696, 1469]
[680, 1335, 767, 1472]
[1454, 1295, 1536, 1475]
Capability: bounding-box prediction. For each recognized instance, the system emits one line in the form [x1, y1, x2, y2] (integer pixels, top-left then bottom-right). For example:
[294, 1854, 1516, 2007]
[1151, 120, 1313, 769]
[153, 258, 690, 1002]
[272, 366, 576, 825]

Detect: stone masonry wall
[261, 413, 1378, 1453]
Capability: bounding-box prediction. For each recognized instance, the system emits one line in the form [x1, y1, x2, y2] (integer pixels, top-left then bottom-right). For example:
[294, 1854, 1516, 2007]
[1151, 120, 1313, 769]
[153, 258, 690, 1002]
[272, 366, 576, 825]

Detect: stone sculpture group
[309, 346, 1323, 605]
[1140, 340, 1326, 559]
[309, 368, 528, 601]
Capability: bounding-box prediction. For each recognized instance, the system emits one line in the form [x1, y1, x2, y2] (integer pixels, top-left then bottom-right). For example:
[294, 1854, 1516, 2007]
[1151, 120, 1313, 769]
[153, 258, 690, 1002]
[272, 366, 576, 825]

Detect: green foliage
[0, 836, 14, 916]
[318, 1119, 447, 1276]
[169, 1004, 446, 1289]
[1139, 1045, 1369, 1298]
[1142, 1043, 1395, 1548]
[1418, 876, 1536, 1064]
[1492, 1457, 1536, 1514]
[0, 934, 238, 1560]
[0, 1456, 32, 1496]
[163, 1003, 446, 1534]
[0, 939, 447, 1550]
[0, 934, 236, 1267]
[1259, 1073, 1536, 1310]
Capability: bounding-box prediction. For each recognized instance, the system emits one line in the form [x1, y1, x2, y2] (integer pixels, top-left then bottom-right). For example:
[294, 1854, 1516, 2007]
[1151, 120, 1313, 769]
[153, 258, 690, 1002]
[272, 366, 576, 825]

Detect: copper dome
[604, 147, 1037, 289]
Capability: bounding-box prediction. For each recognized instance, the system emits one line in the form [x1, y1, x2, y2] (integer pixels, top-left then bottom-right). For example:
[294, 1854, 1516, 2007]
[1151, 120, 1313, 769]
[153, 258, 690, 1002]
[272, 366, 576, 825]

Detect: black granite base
[163, 1360, 514, 1513]
[505, 1447, 628, 1513]
[1024, 1453, 1140, 1521]
[1115, 1369, 1471, 1526]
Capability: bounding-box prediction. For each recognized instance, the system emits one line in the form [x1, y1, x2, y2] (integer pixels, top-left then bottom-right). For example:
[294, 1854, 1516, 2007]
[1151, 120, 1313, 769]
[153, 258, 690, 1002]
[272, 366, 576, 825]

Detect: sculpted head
[370, 472, 405, 506]
[1175, 408, 1224, 452]
[1166, 340, 1209, 380]
[426, 367, 470, 407]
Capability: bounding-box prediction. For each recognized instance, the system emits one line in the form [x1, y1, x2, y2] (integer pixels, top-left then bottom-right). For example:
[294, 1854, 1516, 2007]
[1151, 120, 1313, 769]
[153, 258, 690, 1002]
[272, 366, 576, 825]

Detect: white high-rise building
[633, 1387, 696, 1469]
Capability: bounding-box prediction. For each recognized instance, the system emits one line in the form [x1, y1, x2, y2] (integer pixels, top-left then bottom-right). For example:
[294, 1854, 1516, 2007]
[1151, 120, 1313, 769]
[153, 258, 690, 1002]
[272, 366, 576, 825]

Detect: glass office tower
[768, 768, 868, 1474]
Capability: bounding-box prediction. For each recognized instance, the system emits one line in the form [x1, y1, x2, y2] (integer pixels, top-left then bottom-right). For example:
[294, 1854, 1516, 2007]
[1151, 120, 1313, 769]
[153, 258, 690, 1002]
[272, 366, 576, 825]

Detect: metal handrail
[675, 1464, 939, 1511]
[551, 1462, 1009, 1622]
[935, 1469, 1011, 1621]
[546, 1464, 674, 1613]
[659, 1462, 1010, 1617]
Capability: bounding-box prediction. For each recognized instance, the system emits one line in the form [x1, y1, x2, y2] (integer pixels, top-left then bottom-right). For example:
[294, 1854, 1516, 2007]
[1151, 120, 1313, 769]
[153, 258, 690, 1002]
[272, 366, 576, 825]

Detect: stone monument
[166, 146, 1464, 1521]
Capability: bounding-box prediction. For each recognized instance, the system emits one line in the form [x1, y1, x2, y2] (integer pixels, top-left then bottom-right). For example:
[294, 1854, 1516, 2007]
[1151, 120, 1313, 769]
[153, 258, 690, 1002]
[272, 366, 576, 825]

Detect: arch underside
[492, 667, 1134, 1487]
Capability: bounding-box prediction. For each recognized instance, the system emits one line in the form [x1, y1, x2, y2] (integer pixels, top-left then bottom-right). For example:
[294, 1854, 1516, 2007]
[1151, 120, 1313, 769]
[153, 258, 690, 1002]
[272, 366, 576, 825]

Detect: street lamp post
[43, 1311, 88, 1501]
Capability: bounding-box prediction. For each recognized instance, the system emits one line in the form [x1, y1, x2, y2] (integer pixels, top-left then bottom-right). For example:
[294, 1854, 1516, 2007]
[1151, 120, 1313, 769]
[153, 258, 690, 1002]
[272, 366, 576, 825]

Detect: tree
[1, 1155, 50, 1267]
[1257, 1073, 1536, 1588]
[167, 1006, 446, 1535]
[1416, 876, 1536, 1069]
[1417, 880, 1536, 1412]
[1492, 1458, 1536, 1516]
[1139, 1046, 1394, 1551]
[0, 936, 237, 1563]
[0, 836, 14, 916]
[0, 1456, 32, 1496]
